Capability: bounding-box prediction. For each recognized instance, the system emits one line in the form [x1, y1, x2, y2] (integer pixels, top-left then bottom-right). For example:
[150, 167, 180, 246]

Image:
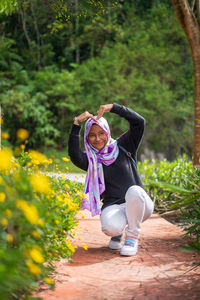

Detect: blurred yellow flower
[20, 144, 25, 150]
[0, 192, 6, 202]
[1, 132, 10, 139]
[6, 233, 14, 243]
[0, 117, 3, 124]
[65, 240, 76, 253]
[16, 200, 40, 225]
[81, 243, 88, 251]
[0, 218, 8, 226]
[29, 150, 49, 165]
[64, 184, 69, 189]
[25, 260, 41, 275]
[0, 176, 4, 185]
[44, 277, 53, 285]
[30, 174, 50, 194]
[29, 247, 45, 264]
[0, 148, 12, 171]
[32, 230, 41, 238]
[14, 146, 21, 157]
[55, 220, 60, 225]
[38, 219, 44, 226]
[5, 209, 12, 218]
[62, 157, 70, 162]
[16, 128, 29, 141]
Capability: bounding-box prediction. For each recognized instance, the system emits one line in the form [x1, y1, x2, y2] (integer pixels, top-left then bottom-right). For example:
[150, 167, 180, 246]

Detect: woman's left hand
[96, 104, 113, 120]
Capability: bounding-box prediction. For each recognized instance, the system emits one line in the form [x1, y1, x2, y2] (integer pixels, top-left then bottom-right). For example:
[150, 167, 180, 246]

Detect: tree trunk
[172, 0, 200, 166]
[192, 38, 200, 165]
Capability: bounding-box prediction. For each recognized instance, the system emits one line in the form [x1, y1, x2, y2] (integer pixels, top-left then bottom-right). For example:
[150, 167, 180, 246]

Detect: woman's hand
[96, 104, 113, 120]
[74, 111, 96, 125]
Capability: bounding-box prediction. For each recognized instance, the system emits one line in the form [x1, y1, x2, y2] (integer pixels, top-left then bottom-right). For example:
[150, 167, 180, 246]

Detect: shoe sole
[120, 250, 137, 256]
[109, 245, 122, 250]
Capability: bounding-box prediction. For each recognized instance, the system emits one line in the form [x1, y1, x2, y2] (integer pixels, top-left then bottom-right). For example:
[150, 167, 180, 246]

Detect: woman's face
[88, 124, 108, 150]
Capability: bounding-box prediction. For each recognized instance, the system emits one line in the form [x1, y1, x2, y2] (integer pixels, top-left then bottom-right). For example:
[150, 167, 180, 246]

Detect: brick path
[35, 211, 200, 300]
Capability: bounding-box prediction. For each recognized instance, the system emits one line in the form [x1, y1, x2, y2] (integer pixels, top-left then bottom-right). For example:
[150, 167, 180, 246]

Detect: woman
[68, 103, 154, 256]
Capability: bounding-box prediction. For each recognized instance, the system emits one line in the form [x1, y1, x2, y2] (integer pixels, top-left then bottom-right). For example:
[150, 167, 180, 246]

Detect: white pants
[100, 185, 154, 241]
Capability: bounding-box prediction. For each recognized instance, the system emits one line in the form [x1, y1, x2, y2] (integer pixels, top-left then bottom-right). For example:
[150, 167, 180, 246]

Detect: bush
[138, 155, 200, 254]
[0, 148, 85, 300]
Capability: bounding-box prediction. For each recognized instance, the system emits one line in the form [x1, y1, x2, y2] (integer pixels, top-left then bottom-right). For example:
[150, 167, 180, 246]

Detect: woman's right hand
[74, 111, 97, 125]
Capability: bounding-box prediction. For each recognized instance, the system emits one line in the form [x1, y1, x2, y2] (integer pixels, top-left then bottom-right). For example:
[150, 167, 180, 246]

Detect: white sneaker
[108, 239, 122, 250]
[120, 239, 138, 256]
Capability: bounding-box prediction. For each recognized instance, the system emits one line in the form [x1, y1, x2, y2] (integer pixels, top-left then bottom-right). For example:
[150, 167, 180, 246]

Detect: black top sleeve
[68, 124, 88, 171]
[110, 103, 145, 160]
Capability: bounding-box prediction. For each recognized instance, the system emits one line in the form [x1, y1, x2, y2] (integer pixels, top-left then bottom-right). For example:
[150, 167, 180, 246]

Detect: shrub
[138, 155, 200, 254]
[0, 148, 85, 299]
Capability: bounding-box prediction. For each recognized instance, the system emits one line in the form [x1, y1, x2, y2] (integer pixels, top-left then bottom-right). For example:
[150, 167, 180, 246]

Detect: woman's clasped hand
[74, 104, 114, 124]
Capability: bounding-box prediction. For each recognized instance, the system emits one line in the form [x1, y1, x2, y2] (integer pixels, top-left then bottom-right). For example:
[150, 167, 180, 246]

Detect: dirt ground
[34, 211, 200, 300]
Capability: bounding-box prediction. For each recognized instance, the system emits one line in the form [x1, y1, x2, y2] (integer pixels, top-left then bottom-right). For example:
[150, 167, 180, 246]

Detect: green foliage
[138, 156, 200, 254]
[0, 149, 85, 299]
[0, 2, 194, 159]
[0, 0, 18, 15]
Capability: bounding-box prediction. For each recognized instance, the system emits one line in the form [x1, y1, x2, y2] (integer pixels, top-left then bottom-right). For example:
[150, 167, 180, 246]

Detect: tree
[171, 0, 200, 166]
[1, 0, 199, 163]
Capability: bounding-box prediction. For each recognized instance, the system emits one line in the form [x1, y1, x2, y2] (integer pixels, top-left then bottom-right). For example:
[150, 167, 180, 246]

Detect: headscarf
[82, 117, 119, 216]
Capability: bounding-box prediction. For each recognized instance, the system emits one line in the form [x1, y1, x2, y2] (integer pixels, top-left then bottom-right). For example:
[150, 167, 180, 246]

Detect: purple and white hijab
[82, 117, 119, 216]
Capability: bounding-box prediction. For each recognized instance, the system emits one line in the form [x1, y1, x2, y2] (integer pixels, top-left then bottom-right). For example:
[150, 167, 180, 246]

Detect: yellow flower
[0, 218, 8, 226]
[16, 128, 29, 141]
[0, 192, 6, 202]
[62, 157, 70, 162]
[26, 260, 41, 275]
[81, 243, 88, 251]
[5, 209, 12, 218]
[38, 219, 44, 226]
[6, 234, 14, 243]
[0, 176, 4, 185]
[29, 150, 49, 165]
[56, 195, 63, 202]
[13, 146, 21, 157]
[44, 277, 53, 285]
[20, 144, 25, 150]
[16, 200, 39, 225]
[32, 230, 41, 238]
[64, 184, 69, 189]
[55, 220, 60, 225]
[30, 174, 50, 194]
[65, 240, 76, 253]
[29, 247, 45, 264]
[0, 148, 12, 171]
[1, 132, 10, 139]
[0, 117, 3, 124]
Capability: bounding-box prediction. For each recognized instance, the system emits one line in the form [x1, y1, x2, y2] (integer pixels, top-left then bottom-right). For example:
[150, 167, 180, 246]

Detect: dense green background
[0, 0, 193, 160]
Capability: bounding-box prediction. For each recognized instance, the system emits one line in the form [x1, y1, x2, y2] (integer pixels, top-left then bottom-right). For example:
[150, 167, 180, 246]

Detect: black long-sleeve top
[68, 103, 145, 210]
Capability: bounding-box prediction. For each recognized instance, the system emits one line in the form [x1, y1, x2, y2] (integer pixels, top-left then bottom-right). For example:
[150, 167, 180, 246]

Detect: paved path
[35, 210, 200, 299]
